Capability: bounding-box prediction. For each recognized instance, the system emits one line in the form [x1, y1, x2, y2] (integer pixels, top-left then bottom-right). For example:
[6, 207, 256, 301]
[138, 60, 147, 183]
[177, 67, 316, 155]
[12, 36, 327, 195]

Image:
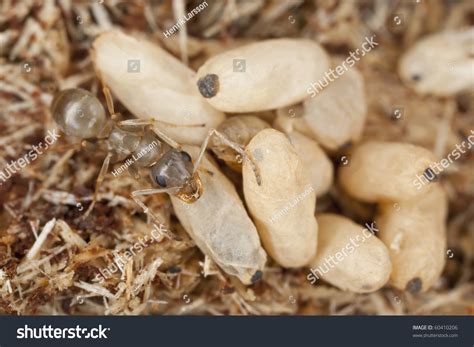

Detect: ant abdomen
[51, 88, 107, 139]
[107, 127, 162, 166]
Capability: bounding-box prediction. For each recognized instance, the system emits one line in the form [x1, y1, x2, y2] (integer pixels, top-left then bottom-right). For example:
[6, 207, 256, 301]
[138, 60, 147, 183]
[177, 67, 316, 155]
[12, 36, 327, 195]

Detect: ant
[50, 84, 261, 239]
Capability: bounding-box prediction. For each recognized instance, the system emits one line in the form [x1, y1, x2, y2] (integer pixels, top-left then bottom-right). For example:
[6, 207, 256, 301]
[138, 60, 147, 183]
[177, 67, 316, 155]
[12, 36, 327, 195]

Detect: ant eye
[180, 151, 192, 162]
[156, 175, 167, 187]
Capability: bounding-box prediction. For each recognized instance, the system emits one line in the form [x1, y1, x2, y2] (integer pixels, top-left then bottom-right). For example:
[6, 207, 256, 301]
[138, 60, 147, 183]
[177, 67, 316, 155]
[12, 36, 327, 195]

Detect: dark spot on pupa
[423, 167, 438, 182]
[251, 270, 263, 284]
[361, 284, 372, 291]
[197, 74, 219, 98]
[411, 73, 422, 82]
[406, 277, 422, 293]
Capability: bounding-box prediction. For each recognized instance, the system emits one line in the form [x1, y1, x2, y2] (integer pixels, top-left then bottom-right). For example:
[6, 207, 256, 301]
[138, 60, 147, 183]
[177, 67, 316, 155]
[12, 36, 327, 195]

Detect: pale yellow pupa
[376, 184, 448, 293]
[399, 28, 474, 96]
[196, 39, 330, 113]
[297, 66, 366, 151]
[272, 113, 334, 197]
[92, 30, 225, 145]
[242, 129, 318, 268]
[287, 131, 333, 197]
[338, 141, 447, 293]
[339, 141, 437, 203]
[308, 214, 392, 293]
[171, 146, 267, 285]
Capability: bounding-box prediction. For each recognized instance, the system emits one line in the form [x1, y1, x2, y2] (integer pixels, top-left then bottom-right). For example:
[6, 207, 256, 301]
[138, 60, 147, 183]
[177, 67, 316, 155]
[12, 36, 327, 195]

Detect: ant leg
[81, 140, 104, 152]
[102, 85, 115, 116]
[131, 189, 181, 241]
[50, 142, 82, 153]
[151, 126, 182, 150]
[97, 72, 118, 118]
[83, 152, 113, 218]
[118, 119, 181, 149]
[96, 79, 119, 138]
[50, 140, 97, 155]
[193, 129, 262, 185]
[120, 118, 204, 128]
[132, 187, 179, 197]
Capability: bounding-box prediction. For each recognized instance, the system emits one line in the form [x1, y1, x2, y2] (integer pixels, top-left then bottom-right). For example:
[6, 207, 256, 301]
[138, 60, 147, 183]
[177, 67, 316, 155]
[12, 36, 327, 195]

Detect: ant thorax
[106, 127, 164, 179]
[132, 129, 163, 167]
[107, 126, 141, 162]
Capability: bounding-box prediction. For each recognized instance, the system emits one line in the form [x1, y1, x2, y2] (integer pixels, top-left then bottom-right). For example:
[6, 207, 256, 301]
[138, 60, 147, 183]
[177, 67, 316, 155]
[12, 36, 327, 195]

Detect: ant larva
[50, 85, 261, 239]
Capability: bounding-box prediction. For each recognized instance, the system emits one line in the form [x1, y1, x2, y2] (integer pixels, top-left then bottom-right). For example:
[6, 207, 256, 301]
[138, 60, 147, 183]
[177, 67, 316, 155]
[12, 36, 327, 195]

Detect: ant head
[51, 88, 107, 139]
[150, 149, 203, 202]
[176, 173, 203, 203]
